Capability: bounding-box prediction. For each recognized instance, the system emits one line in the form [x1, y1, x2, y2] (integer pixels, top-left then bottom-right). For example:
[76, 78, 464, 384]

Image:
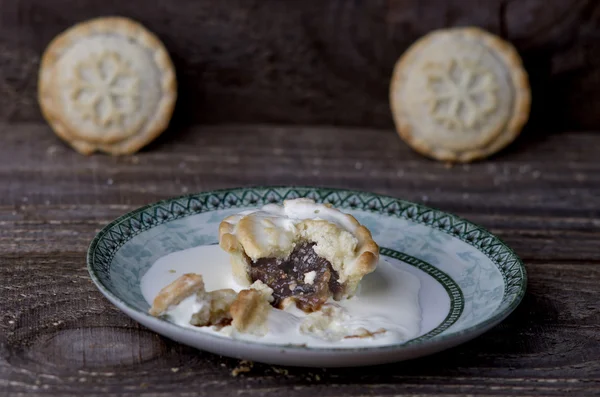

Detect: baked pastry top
[38, 16, 176, 155]
[390, 27, 531, 163]
[218, 198, 379, 312]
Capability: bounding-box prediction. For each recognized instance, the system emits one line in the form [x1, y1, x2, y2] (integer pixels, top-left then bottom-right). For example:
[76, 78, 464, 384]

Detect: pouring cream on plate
[141, 245, 422, 348]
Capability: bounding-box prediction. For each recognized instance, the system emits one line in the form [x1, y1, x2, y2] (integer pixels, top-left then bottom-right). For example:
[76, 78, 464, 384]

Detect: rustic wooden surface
[1, 0, 600, 130]
[1, 123, 600, 396]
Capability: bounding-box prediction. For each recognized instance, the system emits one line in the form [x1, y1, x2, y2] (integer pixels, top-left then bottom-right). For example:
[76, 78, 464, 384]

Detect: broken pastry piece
[149, 273, 205, 317]
[190, 288, 237, 328]
[149, 273, 235, 328]
[219, 198, 379, 312]
[149, 273, 272, 337]
[230, 289, 271, 336]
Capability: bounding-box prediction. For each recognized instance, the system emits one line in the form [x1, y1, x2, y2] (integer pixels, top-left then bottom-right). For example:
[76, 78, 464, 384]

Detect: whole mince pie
[218, 198, 380, 312]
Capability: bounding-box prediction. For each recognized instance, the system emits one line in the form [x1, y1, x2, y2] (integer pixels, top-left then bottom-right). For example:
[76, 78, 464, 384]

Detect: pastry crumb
[231, 360, 253, 376]
[271, 366, 289, 376]
[249, 280, 274, 303]
[344, 327, 387, 339]
[300, 304, 348, 341]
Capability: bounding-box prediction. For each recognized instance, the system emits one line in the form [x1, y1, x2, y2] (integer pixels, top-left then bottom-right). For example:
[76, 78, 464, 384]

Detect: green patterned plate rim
[148, 244, 466, 344]
[381, 248, 465, 344]
[87, 186, 527, 352]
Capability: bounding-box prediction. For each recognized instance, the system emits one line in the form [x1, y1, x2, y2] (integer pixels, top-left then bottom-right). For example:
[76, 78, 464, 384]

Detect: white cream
[141, 245, 422, 348]
[304, 270, 316, 285]
[262, 199, 360, 233]
[228, 199, 360, 240]
[164, 294, 206, 324]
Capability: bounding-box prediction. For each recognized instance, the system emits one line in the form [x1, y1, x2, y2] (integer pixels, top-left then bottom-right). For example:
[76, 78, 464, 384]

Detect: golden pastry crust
[230, 289, 271, 336]
[149, 273, 237, 330]
[218, 198, 379, 300]
[390, 27, 531, 163]
[149, 273, 204, 317]
[190, 288, 238, 327]
[249, 280, 275, 303]
[297, 218, 379, 295]
[38, 16, 176, 155]
[343, 328, 387, 339]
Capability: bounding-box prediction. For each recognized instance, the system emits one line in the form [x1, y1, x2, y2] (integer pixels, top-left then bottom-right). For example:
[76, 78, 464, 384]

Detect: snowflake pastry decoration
[424, 59, 499, 130]
[69, 51, 140, 127]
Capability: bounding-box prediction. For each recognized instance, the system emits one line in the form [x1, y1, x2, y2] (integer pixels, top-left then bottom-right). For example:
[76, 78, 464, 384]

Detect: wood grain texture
[1, 123, 600, 396]
[0, 0, 600, 130]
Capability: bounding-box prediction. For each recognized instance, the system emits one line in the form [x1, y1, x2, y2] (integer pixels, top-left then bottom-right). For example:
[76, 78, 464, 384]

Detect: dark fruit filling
[250, 242, 343, 312]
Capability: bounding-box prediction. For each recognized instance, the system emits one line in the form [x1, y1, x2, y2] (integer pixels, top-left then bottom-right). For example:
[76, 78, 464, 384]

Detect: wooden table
[1, 123, 599, 396]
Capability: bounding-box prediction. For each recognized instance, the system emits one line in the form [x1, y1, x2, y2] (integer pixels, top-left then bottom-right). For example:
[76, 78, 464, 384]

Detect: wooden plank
[0, 123, 599, 264]
[1, 123, 599, 213]
[2, 123, 600, 395]
[2, 205, 600, 263]
[0, 0, 599, 130]
[1, 258, 599, 396]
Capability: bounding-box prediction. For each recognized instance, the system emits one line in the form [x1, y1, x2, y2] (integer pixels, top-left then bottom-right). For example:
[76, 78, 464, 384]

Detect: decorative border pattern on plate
[380, 247, 464, 341]
[380, 247, 464, 342]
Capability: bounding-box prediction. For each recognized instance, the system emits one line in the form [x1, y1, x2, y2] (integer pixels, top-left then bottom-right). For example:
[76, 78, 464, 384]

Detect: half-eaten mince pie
[218, 198, 379, 312]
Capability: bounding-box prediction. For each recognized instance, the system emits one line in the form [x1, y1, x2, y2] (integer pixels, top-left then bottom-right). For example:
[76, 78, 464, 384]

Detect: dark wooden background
[1, 0, 600, 130]
[2, 1, 600, 396]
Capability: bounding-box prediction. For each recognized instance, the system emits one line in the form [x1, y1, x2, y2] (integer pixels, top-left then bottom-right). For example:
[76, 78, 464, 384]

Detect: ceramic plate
[87, 187, 526, 367]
